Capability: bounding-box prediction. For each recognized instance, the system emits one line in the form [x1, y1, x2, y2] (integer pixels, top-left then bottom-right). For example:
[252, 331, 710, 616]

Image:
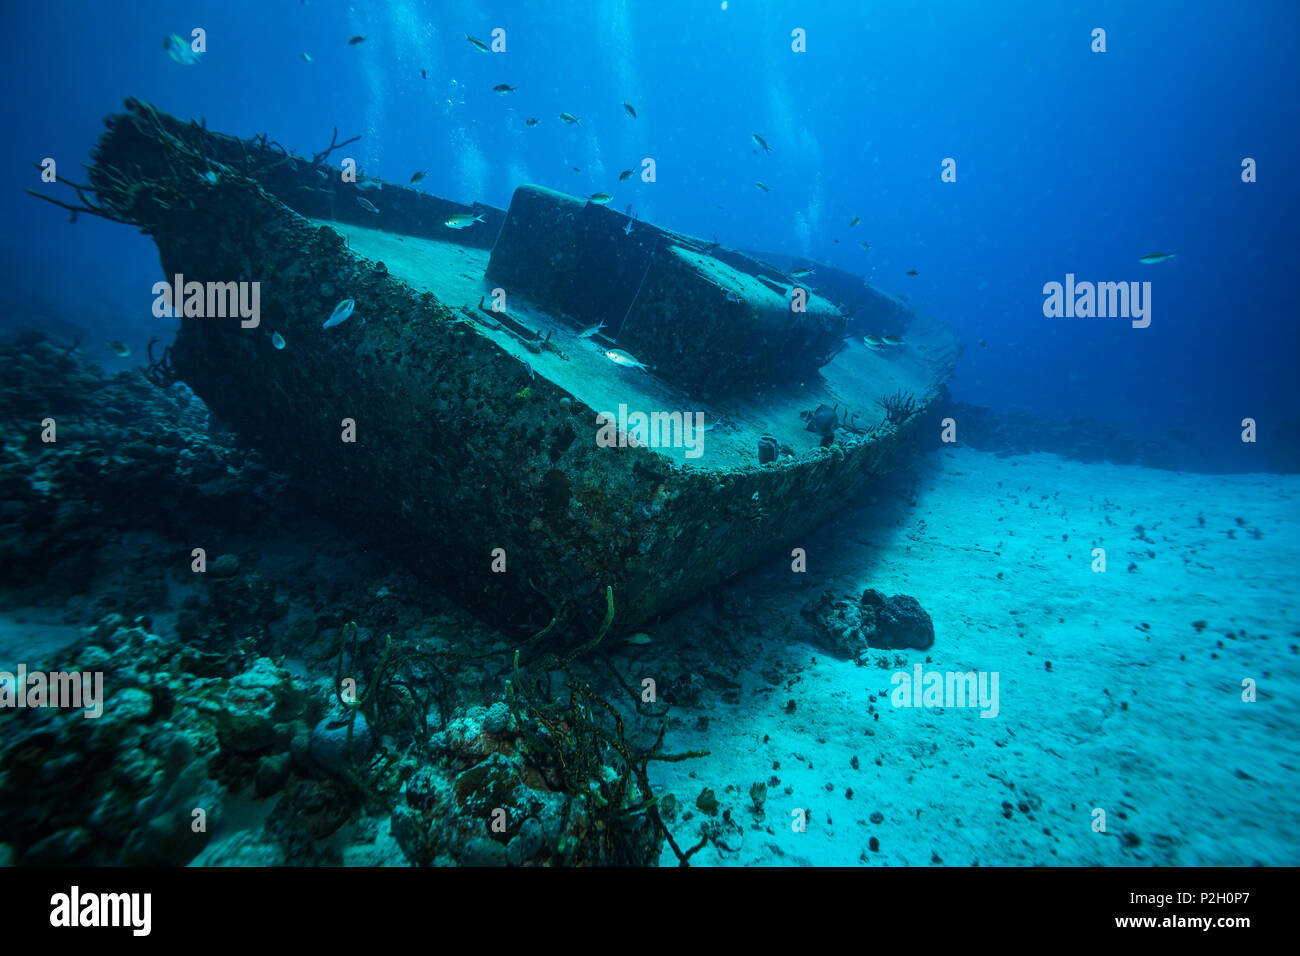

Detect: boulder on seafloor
[215, 657, 300, 753]
[801, 587, 935, 660]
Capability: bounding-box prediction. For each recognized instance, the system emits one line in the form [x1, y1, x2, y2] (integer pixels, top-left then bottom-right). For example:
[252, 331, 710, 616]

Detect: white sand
[645, 447, 1300, 866]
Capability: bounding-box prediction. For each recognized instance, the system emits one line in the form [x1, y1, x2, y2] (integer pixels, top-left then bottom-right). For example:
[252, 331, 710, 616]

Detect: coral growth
[876, 389, 917, 427]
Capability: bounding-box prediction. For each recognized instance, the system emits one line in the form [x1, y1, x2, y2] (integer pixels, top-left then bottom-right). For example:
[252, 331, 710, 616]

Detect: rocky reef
[0, 599, 696, 866]
[0, 328, 707, 866]
[939, 395, 1180, 470]
[0, 332, 288, 595]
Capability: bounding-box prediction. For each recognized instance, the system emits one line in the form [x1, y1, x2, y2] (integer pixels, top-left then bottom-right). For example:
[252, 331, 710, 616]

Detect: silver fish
[323, 298, 356, 329]
[579, 321, 606, 339]
[164, 34, 201, 66]
[445, 212, 485, 229]
[357, 196, 380, 214]
[605, 349, 651, 372]
[1138, 252, 1176, 264]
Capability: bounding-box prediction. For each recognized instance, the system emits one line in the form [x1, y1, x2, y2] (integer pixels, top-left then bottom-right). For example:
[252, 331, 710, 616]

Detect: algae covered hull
[80, 99, 959, 637]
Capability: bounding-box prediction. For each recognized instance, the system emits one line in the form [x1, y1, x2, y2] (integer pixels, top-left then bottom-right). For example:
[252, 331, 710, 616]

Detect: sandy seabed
[647, 447, 1300, 867]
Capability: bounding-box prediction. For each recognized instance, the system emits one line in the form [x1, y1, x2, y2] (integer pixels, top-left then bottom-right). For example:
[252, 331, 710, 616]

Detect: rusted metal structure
[62, 99, 959, 638]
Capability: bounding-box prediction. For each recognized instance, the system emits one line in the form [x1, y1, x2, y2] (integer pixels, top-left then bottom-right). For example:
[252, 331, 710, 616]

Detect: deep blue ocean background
[3, 0, 1297, 465]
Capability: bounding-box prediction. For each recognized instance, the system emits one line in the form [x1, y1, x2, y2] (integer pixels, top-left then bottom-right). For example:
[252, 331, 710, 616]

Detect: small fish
[625, 632, 652, 646]
[445, 211, 485, 229]
[805, 404, 837, 437]
[301, 53, 313, 63]
[198, 169, 219, 185]
[357, 196, 380, 214]
[752, 133, 772, 154]
[348, 35, 366, 46]
[578, 321, 606, 338]
[725, 292, 743, 304]
[618, 169, 633, 182]
[605, 349, 651, 372]
[978, 339, 987, 348]
[163, 34, 201, 66]
[356, 178, 382, 192]
[409, 171, 427, 184]
[1139, 252, 1176, 264]
[754, 181, 770, 192]
[270, 331, 286, 350]
[525, 117, 539, 127]
[881, 334, 903, 346]
[791, 266, 815, 278]
[324, 299, 356, 329]
[588, 192, 613, 205]
[559, 112, 581, 125]
[523, 360, 535, 381]
[623, 217, 635, 236]
[906, 269, 919, 276]
[466, 34, 489, 52]
[107, 340, 131, 358]
[572, 167, 581, 172]
[863, 334, 883, 347]
[493, 83, 517, 95]
[623, 101, 637, 118]
[848, 216, 861, 227]
[421, 69, 427, 79]
[860, 241, 871, 249]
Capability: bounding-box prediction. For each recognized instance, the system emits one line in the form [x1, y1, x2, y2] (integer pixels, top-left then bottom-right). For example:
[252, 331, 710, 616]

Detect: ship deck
[319, 218, 956, 471]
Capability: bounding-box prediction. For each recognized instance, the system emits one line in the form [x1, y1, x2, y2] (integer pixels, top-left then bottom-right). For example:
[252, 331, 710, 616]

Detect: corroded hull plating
[84, 99, 959, 637]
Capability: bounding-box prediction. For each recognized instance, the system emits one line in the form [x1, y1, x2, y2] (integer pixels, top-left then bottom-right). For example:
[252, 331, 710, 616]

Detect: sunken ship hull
[74, 99, 959, 637]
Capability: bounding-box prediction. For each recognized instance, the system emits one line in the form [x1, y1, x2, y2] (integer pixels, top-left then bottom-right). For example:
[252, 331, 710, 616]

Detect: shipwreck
[36, 99, 960, 638]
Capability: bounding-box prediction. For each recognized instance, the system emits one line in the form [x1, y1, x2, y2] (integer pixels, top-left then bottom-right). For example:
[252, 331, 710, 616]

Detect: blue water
[4, 0, 1297, 459]
[1, 2, 1298, 875]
